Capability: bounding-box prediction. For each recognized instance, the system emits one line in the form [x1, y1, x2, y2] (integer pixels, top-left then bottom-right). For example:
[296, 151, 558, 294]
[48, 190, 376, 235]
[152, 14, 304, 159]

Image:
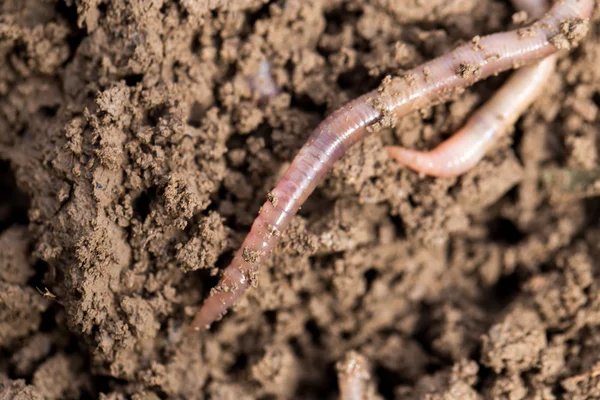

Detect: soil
[0, 0, 600, 399]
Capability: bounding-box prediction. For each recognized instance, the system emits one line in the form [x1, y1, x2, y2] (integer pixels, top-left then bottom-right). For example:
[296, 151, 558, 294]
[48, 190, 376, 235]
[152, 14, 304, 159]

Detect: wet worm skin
[386, 0, 556, 177]
[386, 57, 556, 177]
[191, 0, 593, 331]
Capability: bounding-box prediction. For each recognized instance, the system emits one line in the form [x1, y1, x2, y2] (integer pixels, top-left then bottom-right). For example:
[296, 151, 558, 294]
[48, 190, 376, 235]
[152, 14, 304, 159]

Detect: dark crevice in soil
[323, 6, 363, 36]
[411, 303, 445, 372]
[593, 91, 600, 108]
[123, 73, 144, 87]
[583, 197, 600, 230]
[187, 100, 208, 127]
[486, 270, 522, 311]
[336, 65, 375, 92]
[298, 190, 335, 219]
[297, 360, 338, 399]
[192, 266, 222, 304]
[55, 0, 84, 67]
[390, 214, 407, 239]
[487, 216, 525, 245]
[363, 267, 378, 293]
[511, 123, 526, 165]
[374, 364, 400, 399]
[132, 186, 156, 222]
[289, 92, 328, 118]
[0, 160, 30, 232]
[304, 319, 323, 348]
[226, 352, 248, 375]
[474, 363, 494, 394]
[244, 1, 274, 31]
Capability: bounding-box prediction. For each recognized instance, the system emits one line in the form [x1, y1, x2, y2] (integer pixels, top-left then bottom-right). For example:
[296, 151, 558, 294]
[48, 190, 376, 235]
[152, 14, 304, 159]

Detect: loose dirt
[1, 0, 600, 399]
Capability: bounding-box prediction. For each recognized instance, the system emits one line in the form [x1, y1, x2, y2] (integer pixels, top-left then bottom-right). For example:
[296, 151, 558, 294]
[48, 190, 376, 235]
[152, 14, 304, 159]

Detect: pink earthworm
[191, 0, 593, 331]
[386, 0, 558, 177]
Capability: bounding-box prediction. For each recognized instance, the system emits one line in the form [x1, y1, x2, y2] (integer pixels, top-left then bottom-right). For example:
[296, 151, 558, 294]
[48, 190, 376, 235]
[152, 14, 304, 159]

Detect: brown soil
[1, 0, 600, 399]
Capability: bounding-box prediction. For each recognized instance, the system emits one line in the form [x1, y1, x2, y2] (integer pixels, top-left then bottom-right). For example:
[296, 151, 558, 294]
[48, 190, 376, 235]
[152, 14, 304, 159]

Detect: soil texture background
[1, 0, 600, 398]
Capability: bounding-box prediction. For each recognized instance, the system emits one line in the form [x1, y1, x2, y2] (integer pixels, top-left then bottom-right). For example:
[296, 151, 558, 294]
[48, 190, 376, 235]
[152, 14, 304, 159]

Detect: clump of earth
[1, 0, 600, 398]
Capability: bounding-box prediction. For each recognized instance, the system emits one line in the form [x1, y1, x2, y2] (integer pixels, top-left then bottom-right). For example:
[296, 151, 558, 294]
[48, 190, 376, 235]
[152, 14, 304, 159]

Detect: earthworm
[386, 0, 557, 177]
[191, 0, 593, 331]
[336, 351, 376, 400]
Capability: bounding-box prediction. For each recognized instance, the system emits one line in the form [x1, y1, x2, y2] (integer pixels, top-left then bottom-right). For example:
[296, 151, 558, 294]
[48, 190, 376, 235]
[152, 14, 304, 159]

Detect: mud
[0, 0, 600, 399]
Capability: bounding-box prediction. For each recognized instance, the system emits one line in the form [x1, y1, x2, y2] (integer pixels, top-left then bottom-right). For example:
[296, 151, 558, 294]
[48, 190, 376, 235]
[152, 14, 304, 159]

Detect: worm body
[386, 0, 557, 177]
[336, 352, 377, 400]
[191, 0, 593, 331]
[513, 0, 551, 17]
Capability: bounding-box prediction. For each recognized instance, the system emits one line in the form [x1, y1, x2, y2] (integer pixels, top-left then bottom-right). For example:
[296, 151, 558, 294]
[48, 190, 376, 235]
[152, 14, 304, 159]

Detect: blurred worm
[191, 0, 593, 331]
[386, 0, 557, 177]
[247, 59, 280, 101]
[336, 351, 377, 400]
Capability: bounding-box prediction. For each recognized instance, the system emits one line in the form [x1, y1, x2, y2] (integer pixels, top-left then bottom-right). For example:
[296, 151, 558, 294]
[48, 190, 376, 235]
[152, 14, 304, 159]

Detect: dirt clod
[1, 0, 599, 398]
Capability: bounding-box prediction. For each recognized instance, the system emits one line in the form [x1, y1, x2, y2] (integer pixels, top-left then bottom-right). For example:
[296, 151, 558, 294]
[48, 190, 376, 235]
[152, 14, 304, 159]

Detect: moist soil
[1, 0, 600, 399]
